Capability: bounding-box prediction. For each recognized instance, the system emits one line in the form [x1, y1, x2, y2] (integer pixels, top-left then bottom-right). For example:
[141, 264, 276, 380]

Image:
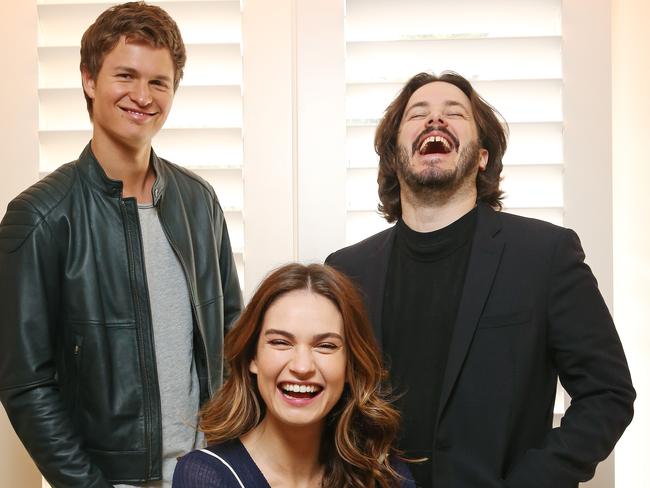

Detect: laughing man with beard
[326, 71, 635, 488]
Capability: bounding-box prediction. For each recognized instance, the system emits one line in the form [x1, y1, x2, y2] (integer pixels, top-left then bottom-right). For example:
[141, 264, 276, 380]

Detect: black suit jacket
[326, 204, 634, 488]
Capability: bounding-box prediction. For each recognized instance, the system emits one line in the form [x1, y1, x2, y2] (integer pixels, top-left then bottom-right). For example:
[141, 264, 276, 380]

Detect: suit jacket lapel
[358, 227, 396, 348]
[437, 204, 504, 421]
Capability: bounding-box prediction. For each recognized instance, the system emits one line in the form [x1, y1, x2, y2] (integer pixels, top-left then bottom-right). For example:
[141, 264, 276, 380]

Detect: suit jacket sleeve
[505, 228, 635, 487]
[0, 200, 112, 488]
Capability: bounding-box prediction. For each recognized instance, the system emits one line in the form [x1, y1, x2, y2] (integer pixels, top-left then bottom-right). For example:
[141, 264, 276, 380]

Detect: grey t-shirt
[116, 204, 203, 487]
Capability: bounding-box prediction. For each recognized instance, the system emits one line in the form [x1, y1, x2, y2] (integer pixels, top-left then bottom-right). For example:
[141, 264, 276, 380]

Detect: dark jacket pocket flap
[478, 309, 531, 329]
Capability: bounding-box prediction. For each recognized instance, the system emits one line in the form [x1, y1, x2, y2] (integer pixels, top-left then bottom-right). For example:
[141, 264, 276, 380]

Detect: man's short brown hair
[375, 71, 508, 222]
[79, 1, 186, 116]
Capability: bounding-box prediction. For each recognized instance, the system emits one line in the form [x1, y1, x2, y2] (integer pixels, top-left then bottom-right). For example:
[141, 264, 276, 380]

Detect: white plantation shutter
[345, 0, 564, 244]
[36, 0, 245, 287]
[345, 0, 567, 419]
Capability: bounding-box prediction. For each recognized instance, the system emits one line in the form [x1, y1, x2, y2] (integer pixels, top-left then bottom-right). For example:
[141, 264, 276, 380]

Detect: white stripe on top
[199, 448, 246, 488]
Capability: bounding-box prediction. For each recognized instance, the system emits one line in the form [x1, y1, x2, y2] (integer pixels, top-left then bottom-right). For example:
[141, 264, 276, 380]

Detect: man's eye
[446, 112, 466, 118]
[409, 113, 425, 120]
[117, 73, 132, 79]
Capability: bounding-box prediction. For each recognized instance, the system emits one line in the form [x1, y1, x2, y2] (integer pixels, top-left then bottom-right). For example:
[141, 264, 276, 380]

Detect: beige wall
[0, 0, 39, 212]
[0, 0, 42, 486]
[563, 2, 616, 485]
[612, 0, 650, 485]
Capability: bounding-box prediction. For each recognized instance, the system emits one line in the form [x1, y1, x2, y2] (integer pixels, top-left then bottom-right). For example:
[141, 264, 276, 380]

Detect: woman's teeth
[282, 383, 319, 393]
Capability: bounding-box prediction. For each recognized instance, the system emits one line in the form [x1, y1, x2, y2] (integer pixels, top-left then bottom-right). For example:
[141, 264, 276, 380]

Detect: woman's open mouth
[278, 382, 323, 399]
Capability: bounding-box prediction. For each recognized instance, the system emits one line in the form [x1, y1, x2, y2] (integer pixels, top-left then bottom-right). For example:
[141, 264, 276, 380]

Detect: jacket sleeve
[505, 228, 635, 487]
[0, 199, 112, 488]
[213, 198, 243, 333]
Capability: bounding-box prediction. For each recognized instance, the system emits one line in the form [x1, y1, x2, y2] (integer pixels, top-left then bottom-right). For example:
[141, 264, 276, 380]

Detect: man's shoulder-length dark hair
[375, 71, 508, 222]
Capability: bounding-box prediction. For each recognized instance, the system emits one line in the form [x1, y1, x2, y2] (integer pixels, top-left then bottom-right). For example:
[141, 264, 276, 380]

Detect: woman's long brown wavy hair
[200, 263, 403, 487]
[375, 71, 508, 222]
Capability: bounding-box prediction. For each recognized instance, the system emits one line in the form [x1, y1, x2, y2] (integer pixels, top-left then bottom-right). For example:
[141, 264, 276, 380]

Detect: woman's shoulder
[173, 439, 271, 488]
[172, 440, 248, 487]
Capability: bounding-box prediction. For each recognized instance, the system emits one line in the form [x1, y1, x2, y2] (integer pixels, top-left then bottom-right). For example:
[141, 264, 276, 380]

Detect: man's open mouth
[414, 129, 459, 156]
[419, 135, 453, 155]
[279, 382, 323, 399]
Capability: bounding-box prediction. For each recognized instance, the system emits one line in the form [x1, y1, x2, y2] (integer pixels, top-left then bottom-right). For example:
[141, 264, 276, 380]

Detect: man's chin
[402, 168, 458, 191]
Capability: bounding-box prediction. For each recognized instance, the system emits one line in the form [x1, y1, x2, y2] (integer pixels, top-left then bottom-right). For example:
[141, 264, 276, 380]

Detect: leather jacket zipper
[120, 198, 162, 479]
[73, 335, 84, 414]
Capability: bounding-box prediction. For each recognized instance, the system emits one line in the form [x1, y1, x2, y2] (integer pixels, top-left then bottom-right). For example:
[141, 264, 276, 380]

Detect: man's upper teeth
[282, 384, 317, 393]
[420, 135, 451, 151]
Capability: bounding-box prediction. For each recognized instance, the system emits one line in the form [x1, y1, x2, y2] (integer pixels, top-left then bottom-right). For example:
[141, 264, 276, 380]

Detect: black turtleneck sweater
[382, 208, 477, 487]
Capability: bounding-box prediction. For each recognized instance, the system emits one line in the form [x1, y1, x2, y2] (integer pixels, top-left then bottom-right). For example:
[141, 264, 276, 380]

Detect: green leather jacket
[0, 144, 243, 487]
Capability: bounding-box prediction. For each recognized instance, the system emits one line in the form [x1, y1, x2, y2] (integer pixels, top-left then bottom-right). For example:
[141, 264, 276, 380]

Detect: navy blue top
[172, 438, 416, 487]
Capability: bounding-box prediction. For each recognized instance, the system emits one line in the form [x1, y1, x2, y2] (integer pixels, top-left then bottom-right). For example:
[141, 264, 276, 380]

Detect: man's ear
[81, 68, 96, 100]
[478, 148, 489, 171]
[249, 358, 258, 375]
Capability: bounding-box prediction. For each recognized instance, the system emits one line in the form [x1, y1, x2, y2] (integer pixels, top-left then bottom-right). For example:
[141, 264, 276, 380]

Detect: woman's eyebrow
[264, 329, 295, 340]
[313, 332, 344, 342]
[264, 329, 343, 342]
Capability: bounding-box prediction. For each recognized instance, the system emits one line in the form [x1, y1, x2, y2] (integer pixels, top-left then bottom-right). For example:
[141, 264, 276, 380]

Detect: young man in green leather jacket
[0, 3, 242, 486]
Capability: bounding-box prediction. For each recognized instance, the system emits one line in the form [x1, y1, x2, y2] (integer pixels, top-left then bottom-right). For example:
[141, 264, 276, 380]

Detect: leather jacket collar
[76, 142, 167, 205]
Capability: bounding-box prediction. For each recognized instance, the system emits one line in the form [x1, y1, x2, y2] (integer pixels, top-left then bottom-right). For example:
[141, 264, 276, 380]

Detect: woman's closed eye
[268, 339, 292, 349]
[315, 342, 341, 353]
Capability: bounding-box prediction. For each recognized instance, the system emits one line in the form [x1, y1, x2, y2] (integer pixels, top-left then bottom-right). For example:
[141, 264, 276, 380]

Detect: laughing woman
[173, 263, 415, 487]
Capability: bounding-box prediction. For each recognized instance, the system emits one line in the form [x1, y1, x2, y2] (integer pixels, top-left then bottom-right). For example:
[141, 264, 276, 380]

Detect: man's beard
[396, 139, 481, 198]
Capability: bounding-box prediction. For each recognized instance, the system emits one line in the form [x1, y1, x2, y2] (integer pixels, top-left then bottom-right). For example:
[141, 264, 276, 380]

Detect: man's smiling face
[396, 81, 488, 193]
[82, 36, 175, 151]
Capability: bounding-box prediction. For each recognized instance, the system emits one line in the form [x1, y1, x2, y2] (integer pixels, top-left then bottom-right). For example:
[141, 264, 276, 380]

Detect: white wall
[612, 0, 650, 486]
[0, 0, 42, 486]
[241, 0, 347, 290]
[295, 0, 346, 264]
[241, 0, 297, 297]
